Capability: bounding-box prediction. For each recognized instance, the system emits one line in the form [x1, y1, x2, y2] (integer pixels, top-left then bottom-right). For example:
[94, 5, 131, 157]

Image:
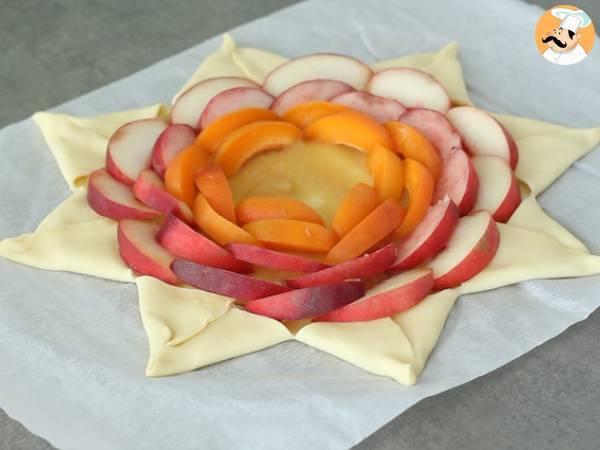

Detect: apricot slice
[396, 159, 435, 237]
[385, 121, 442, 181]
[236, 196, 324, 225]
[331, 183, 379, 238]
[165, 143, 210, 207]
[304, 110, 393, 152]
[326, 198, 406, 264]
[195, 108, 280, 153]
[194, 165, 236, 223]
[193, 194, 261, 247]
[368, 144, 405, 201]
[282, 101, 348, 129]
[243, 219, 338, 254]
[214, 121, 302, 177]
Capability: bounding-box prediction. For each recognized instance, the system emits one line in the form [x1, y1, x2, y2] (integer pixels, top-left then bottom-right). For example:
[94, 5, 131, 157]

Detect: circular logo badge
[535, 5, 595, 65]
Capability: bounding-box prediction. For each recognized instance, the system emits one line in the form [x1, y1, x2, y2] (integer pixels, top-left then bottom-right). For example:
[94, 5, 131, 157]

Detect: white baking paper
[1, 1, 599, 449]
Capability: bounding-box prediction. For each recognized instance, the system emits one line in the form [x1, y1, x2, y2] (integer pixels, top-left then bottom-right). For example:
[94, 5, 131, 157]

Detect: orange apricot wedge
[165, 143, 210, 207]
[385, 121, 442, 181]
[243, 219, 338, 254]
[193, 194, 261, 247]
[236, 196, 324, 225]
[396, 158, 435, 238]
[196, 108, 280, 153]
[214, 121, 302, 177]
[282, 101, 348, 129]
[194, 165, 236, 223]
[331, 183, 379, 238]
[368, 144, 405, 201]
[304, 109, 393, 152]
[326, 198, 406, 264]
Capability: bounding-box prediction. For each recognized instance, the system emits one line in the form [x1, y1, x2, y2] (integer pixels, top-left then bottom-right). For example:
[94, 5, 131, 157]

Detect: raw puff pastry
[1, 35, 600, 385]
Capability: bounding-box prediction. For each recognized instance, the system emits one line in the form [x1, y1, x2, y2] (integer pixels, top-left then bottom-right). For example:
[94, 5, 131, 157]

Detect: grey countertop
[1, 1, 599, 449]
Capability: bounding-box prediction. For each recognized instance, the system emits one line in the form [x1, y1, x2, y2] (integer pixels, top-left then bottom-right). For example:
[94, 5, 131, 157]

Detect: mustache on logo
[542, 35, 567, 48]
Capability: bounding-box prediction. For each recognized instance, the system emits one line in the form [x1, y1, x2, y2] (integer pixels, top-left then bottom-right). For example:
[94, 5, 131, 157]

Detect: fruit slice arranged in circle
[368, 144, 405, 202]
[396, 159, 434, 238]
[270, 79, 355, 116]
[106, 118, 168, 185]
[432, 147, 479, 216]
[214, 121, 302, 177]
[243, 219, 338, 254]
[227, 243, 329, 273]
[263, 53, 372, 96]
[171, 77, 259, 128]
[172, 258, 290, 301]
[244, 280, 365, 321]
[236, 196, 324, 225]
[304, 110, 393, 152]
[315, 268, 434, 322]
[157, 214, 250, 273]
[385, 121, 442, 181]
[428, 210, 500, 290]
[133, 170, 194, 224]
[286, 243, 396, 289]
[367, 68, 451, 113]
[330, 91, 406, 123]
[282, 101, 348, 129]
[164, 143, 210, 207]
[331, 183, 379, 238]
[194, 165, 237, 223]
[399, 108, 462, 160]
[198, 87, 274, 129]
[151, 124, 197, 178]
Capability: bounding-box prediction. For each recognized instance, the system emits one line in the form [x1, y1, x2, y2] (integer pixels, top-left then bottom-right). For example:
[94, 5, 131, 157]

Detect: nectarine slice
[214, 121, 302, 177]
[227, 243, 329, 273]
[282, 101, 348, 129]
[396, 159, 434, 238]
[304, 110, 393, 152]
[236, 196, 324, 225]
[164, 143, 210, 207]
[331, 183, 379, 238]
[194, 165, 236, 223]
[243, 219, 338, 254]
[368, 144, 405, 201]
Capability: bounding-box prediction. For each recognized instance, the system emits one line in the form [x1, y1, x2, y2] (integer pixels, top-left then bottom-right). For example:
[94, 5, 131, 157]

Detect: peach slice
[331, 183, 379, 238]
[198, 87, 274, 129]
[194, 165, 236, 223]
[446, 106, 519, 169]
[133, 170, 194, 224]
[270, 79, 355, 116]
[282, 101, 348, 129]
[326, 198, 406, 264]
[244, 280, 365, 321]
[236, 196, 324, 225]
[389, 197, 459, 272]
[432, 148, 479, 216]
[157, 214, 250, 273]
[118, 219, 178, 284]
[368, 144, 405, 201]
[193, 194, 261, 247]
[399, 108, 462, 160]
[304, 110, 393, 152]
[214, 121, 302, 177]
[164, 143, 210, 207]
[286, 243, 396, 289]
[331, 91, 406, 123]
[172, 258, 290, 301]
[151, 124, 197, 178]
[316, 268, 433, 322]
[243, 219, 338, 254]
[471, 155, 521, 223]
[196, 108, 280, 154]
[106, 118, 168, 185]
[428, 211, 500, 290]
[396, 159, 434, 238]
[87, 169, 160, 220]
[171, 76, 259, 128]
[385, 121, 442, 180]
[226, 243, 329, 273]
[263, 53, 372, 96]
[367, 68, 450, 113]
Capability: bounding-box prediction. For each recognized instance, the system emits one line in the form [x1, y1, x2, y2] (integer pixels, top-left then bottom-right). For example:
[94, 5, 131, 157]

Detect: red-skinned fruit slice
[87, 168, 160, 220]
[226, 243, 329, 273]
[133, 170, 194, 224]
[244, 280, 365, 321]
[315, 268, 433, 322]
[198, 87, 274, 129]
[433, 148, 479, 216]
[171, 258, 290, 301]
[151, 124, 197, 178]
[330, 91, 406, 122]
[399, 108, 462, 160]
[389, 197, 459, 272]
[106, 118, 168, 185]
[286, 243, 396, 289]
[157, 214, 250, 273]
[270, 79, 355, 115]
[118, 219, 178, 284]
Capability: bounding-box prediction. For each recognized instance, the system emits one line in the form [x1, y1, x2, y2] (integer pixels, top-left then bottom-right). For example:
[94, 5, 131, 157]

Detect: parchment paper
[1, 1, 599, 449]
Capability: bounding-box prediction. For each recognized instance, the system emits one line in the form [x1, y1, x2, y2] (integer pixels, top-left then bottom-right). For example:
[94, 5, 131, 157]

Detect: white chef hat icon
[551, 8, 592, 33]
